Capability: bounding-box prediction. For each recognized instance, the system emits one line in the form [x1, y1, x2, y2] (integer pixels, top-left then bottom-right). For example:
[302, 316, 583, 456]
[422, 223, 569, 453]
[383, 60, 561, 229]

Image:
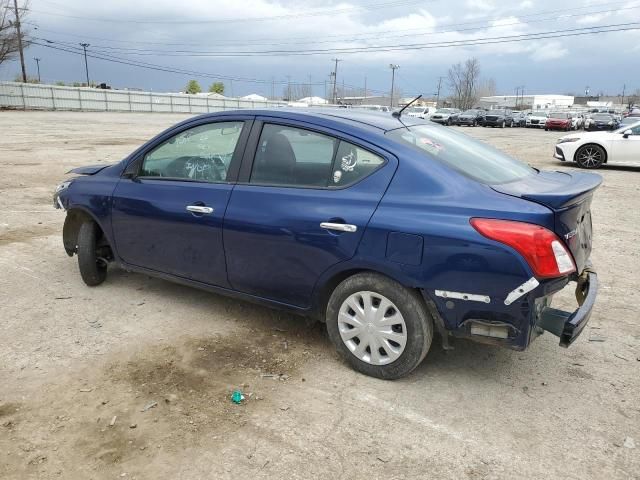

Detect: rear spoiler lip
[66, 164, 112, 175]
[492, 171, 603, 210]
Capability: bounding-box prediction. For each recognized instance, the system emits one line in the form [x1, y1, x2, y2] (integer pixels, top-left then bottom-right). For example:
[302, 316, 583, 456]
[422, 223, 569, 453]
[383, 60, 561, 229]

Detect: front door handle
[186, 205, 214, 214]
[320, 222, 357, 233]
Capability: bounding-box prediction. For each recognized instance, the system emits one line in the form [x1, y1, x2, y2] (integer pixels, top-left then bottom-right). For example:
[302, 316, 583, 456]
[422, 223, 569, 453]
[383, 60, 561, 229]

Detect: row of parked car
[404, 106, 635, 131]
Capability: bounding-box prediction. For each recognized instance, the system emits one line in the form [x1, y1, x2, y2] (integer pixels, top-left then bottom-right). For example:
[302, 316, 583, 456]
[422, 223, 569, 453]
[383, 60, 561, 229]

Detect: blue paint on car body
[54, 108, 601, 356]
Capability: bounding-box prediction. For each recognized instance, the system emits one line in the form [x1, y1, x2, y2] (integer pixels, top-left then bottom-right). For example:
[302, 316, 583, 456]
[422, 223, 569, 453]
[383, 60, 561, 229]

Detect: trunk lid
[492, 171, 602, 273]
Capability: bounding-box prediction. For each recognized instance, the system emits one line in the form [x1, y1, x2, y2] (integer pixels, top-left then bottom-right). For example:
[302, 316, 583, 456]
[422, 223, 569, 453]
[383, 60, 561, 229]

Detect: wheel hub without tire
[338, 291, 407, 365]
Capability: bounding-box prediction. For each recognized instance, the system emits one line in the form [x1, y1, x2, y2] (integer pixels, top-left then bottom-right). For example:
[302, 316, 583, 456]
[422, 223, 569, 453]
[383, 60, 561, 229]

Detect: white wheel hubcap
[338, 291, 407, 365]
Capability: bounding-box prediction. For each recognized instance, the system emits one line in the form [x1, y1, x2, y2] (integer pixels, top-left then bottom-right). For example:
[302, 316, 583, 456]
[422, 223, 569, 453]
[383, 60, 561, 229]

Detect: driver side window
[140, 121, 244, 182]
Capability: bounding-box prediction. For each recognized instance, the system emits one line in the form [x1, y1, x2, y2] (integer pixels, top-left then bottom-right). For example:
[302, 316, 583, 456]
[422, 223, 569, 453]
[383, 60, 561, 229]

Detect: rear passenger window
[250, 124, 337, 187]
[331, 141, 385, 187]
[250, 124, 385, 188]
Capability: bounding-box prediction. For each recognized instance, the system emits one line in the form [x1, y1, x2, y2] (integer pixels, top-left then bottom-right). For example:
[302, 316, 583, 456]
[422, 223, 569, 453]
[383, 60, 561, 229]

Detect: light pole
[79, 43, 90, 86]
[389, 64, 399, 108]
[33, 57, 41, 83]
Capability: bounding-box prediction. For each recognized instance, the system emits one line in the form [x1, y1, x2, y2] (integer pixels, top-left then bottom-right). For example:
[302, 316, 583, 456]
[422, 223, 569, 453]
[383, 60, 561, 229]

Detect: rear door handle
[186, 205, 214, 214]
[320, 222, 357, 233]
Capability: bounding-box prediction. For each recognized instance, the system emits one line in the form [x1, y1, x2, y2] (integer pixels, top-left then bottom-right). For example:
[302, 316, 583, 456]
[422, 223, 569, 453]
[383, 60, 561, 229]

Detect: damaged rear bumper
[536, 269, 597, 347]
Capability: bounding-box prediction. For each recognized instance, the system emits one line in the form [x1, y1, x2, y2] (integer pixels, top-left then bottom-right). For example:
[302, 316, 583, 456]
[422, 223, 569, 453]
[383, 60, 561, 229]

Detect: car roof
[192, 108, 424, 132]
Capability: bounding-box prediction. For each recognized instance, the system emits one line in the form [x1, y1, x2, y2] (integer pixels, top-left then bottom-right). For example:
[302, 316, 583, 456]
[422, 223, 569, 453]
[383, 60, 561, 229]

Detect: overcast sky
[2, 0, 639, 98]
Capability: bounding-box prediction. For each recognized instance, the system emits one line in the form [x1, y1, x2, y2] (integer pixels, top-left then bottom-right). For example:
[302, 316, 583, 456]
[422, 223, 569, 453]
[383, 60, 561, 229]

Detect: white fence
[0, 81, 286, 113]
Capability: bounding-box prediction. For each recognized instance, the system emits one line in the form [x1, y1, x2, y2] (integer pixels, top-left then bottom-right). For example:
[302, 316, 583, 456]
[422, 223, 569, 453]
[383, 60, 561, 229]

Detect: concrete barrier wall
[0, 82, 286, 113]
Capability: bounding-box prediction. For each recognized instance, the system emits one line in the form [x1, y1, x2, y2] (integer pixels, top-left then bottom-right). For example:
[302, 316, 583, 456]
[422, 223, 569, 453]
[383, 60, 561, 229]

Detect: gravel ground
[0, 111, 638, 480]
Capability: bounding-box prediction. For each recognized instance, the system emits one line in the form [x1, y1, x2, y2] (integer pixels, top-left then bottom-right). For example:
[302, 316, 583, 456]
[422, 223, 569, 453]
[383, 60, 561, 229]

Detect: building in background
[478, 94, 574, 110]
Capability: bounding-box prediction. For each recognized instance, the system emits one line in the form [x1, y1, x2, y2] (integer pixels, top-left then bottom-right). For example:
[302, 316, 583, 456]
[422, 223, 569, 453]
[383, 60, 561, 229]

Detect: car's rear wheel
[326, 272, 433, 379]
[77, 221, 108, 286]
[575, 144, 605, 169]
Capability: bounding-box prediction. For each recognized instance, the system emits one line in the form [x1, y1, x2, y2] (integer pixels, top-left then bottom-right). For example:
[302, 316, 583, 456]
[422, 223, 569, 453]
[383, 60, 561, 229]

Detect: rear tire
[77, 221, 107, 286]
[326, 272, 433, 379]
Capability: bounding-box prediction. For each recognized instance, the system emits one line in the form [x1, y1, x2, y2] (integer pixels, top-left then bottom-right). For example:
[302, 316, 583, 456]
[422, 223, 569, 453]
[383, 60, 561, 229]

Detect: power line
[29, 0, 424, 25]
[26, 2, 639, 50]
[31, 22, 638, 93]
[34, 22, 640, 57]
[31, 40, 399, 96]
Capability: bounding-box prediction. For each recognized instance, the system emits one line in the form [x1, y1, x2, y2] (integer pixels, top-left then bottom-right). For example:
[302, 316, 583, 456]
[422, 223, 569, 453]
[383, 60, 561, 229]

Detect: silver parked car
[430, 108, 460, 126]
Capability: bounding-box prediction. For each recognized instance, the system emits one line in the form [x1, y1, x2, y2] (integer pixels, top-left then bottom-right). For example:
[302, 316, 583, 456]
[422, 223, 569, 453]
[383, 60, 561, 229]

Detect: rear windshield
[386, 124, 535, 185]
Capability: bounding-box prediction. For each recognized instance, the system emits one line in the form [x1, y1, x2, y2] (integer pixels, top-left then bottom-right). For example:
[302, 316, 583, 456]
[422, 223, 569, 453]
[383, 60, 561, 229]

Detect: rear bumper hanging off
[537, 268, 598, 347]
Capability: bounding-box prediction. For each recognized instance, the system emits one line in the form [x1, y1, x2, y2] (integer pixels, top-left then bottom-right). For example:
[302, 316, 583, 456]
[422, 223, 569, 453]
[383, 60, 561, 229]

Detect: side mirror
[623, 129, 633, 138]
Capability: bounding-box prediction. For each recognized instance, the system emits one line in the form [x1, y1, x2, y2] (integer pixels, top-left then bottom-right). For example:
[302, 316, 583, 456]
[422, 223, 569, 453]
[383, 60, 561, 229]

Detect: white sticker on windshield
[333, 170, 343, 183]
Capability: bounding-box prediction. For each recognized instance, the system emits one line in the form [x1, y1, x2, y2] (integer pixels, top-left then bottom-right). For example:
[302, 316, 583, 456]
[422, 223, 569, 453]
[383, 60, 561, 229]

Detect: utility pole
[308, 74, 312, 97]
[270, 77, 275, 100]
[389, 64, 399, 108]
[33, 57, 41, 83]
[79, 43, 90, 86]
[364, 76, 367, 102]
[621, 84, 626, 109]
[435, 76, 444, 108]
[515, 86, 520, 109]
[12, 0, 27, 82]
[286, 75, 291, 101]
[331, 58, 341, 104]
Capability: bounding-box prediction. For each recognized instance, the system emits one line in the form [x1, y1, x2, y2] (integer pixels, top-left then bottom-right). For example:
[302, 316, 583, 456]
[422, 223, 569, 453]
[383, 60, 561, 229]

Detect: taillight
[470, 218, 576, 279]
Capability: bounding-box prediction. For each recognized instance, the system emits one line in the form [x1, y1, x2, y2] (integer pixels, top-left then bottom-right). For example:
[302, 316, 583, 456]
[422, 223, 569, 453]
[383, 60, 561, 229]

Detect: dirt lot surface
[1, 111, 638, 479]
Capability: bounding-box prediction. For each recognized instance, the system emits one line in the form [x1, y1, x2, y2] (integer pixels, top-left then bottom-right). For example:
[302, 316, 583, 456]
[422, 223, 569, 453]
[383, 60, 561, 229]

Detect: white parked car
[526, 111, 549, 128]
[554, 120, 640, 168]
[569, 112, 585, 130]
[353, 105, 390, 113]
[406, 106, 437, 119]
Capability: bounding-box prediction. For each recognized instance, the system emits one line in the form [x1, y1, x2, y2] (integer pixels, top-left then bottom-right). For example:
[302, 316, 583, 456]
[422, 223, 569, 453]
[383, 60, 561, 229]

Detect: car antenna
[392, 94, 422, 118]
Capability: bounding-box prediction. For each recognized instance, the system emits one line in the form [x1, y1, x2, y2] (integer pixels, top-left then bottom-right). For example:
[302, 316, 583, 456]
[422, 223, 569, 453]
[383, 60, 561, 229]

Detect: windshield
[387, 124, 535, 185]
[408, 107, 424, 113]
[531, 111, 548, 117]
[436, 109, 453, 113]
[549, 112, 568, 119]
[462, 109, 478, 115]
[490, 110, 507, 115]
[592, 114, 612, 121]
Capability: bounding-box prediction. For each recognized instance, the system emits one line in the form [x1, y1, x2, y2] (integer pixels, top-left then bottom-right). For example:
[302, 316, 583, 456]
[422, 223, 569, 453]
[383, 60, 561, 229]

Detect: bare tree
[283, 83, 312, 101]
[0, 0, 29, 68]
[447, 58, 480, 110]
[477, 77, 497, 98]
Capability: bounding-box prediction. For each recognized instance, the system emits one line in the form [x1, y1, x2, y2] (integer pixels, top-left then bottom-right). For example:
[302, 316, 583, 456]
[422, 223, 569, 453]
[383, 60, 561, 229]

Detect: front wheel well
[63, 210, 110, 257]
[573, 143, 608, 164]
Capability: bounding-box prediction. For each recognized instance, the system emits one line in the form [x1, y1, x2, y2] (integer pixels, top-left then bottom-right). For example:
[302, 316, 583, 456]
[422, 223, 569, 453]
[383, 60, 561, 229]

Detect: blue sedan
[53, 109, 600, 379]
